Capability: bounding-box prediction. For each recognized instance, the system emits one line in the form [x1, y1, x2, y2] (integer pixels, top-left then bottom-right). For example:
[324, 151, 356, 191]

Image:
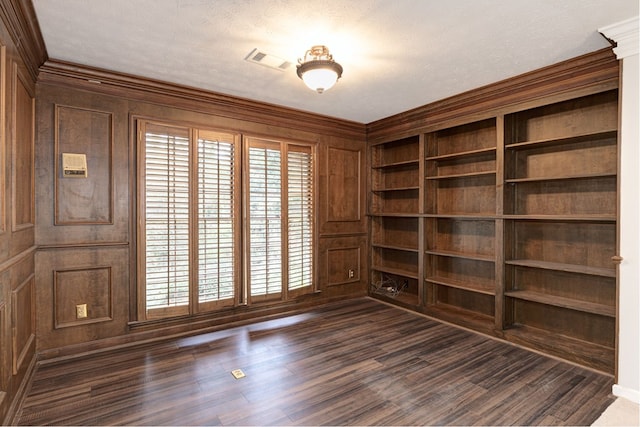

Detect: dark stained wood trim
[367, 48, 619, 141]
[0, 0, 47, 81]
[0, 245, 36, 274]
[3, 352, 36, 426]
[37, 60, 367, 139]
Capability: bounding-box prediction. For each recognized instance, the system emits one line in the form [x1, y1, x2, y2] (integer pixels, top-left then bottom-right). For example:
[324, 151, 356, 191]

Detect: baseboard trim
[612, 384, 640, 404]
[3, 354, 37, 426]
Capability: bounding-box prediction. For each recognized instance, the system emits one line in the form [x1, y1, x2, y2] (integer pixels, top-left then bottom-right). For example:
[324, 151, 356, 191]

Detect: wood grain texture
[54, 105, 113, 225]
[15, 298, 614, 426]
[366, 48, 619, 141]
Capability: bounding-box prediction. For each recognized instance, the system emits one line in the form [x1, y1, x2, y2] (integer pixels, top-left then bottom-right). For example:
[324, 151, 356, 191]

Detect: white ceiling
[31, 0, 637, 124]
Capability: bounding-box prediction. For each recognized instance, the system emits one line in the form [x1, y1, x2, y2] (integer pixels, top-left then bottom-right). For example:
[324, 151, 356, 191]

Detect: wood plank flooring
[15, 297, 615, 426]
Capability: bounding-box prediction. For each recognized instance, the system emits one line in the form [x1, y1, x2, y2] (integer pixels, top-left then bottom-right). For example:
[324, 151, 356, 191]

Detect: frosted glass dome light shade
[296, 46, 343, 94]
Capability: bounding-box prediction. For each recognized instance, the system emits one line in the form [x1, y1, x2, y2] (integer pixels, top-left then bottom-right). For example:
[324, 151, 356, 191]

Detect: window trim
[136, 119, 242, 320]
[243, 136, 317, 304]
[135, 119, 317, 322]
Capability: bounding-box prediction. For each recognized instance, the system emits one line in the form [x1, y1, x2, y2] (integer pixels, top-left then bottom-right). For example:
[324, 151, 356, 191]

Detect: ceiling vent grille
[245, 48, 292, 71]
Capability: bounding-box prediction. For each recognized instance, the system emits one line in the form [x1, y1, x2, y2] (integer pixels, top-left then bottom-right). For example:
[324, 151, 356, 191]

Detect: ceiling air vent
[245, 48, 292, 71]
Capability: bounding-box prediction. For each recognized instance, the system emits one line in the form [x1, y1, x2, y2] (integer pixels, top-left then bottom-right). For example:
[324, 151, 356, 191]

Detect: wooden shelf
[369, 90, 618, 374]
[426, 147, 496, 161]
[372, 159, 419, 169]
[505, 290, 615, 317]
[505, 259, 615, 277]
[371, 265, 419, 280]
[503, 214, 616, 222]
[371, 186, 419, 192]
[372, 242, 419, 253]
[426, 304, 496, 334]
[503, 324, 614, 374]
[426, 170, 496, 180]
[424, 214, 497, 220]
[426, 276, 495, 296]
[505, 172, 616, 183]
[425, 249, 494, 262]
[368, 212, 421, 218]
[370, 291, 420, 309]
[505, 129, 617, 150]
[370, 136, 419, 147]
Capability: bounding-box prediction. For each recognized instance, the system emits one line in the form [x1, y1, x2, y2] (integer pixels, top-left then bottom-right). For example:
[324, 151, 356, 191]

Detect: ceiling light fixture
[296, 45, 343, 94]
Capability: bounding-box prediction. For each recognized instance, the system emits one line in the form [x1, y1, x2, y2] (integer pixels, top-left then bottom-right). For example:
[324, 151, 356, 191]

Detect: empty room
[0, 0, 638, 425]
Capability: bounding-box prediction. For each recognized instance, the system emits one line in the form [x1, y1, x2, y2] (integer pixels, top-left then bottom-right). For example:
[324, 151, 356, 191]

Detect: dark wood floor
[15, 297, 614, 426]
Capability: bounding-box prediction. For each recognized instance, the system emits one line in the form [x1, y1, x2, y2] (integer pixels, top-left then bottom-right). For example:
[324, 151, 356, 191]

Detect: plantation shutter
[247, 141, 283, 300]
[142, 124, 191, 318]
[139, 125, 314, 319]
[197, 131, 238, 309]
[287, 145, 314, 294]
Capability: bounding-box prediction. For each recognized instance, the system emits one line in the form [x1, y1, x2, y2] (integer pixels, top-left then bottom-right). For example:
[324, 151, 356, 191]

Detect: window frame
[243, 136, 317, 304]
[136, 120, 242, 320]
[136, 120, 317, 321]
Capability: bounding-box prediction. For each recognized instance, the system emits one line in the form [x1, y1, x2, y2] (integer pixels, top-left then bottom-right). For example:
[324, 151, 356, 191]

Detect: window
[245, 139, 314, 302]
[137, 121, 314, 320]
[139, 122, 241, 319]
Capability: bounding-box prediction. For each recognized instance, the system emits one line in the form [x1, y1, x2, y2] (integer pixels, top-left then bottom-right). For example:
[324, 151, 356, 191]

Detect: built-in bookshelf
[424, 119, 498, 330]
[368, 87, 619, 373]
[502, 90, 618, 373]
[370, 135, 421, 305]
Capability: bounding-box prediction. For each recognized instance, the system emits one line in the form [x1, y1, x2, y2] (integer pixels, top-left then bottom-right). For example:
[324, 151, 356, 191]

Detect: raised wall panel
[317, 236, 367, 297]
[54, 106, 113, 224]
[0, 301, 5, 404]
[35, 87, 129, 246]
[54, 266, 113, 328]
[326, 247, 361, 286]
[0, 44, 6, 235]
[11, 275, 34, 375]
[318, 142, 366, 237]
[35, 246, 129, 350]
[11, 63, 34, 232]
[327, 147, 361, 222]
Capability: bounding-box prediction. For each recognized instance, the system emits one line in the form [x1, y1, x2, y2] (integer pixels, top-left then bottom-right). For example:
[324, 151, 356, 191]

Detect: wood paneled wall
[33, 68, 368, 359]
[0, 0, 45, 421]
[0, 1, 367, 420]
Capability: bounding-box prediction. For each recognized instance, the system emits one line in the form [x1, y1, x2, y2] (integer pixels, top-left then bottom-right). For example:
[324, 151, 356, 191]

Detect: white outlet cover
[231, 369, 246, 379]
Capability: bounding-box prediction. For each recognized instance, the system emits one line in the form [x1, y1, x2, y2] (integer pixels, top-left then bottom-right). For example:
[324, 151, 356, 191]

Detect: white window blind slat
[248, 146, 282, 297]
[288, 147, 313, 291]
[144, 128, 191, 311]
[198, 136, 236, 304]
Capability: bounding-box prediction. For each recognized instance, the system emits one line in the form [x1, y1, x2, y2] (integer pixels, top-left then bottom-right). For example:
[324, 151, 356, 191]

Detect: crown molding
[599, 16, 639, 59]
[38, 59, 366, 140]
[0, 0, 47, 81]
[366, 48, 619, 141]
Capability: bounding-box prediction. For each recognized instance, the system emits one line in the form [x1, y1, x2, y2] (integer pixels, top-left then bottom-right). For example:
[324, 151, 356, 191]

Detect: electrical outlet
[76, 304, 88, 319]
[348, 269, 355, 279]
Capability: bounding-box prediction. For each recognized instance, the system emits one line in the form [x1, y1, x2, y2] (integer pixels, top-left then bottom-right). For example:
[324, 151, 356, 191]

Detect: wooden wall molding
[0, 0, 46, 82]
[0, 245, 35, 275]
[367, 48, 619, 141]
[318, 144, 367, 236]
[11, 274, 34, 375]
[37, 60, 367, 140]
[0, 43, 5, 235]
[326, 147, 362, 223]
[54, 105, 114, 225]
[53, 266, 113, 329]
[11, 61, 35, 232]
[0, 301, 5, 395]
[326, 246, 361, 287]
